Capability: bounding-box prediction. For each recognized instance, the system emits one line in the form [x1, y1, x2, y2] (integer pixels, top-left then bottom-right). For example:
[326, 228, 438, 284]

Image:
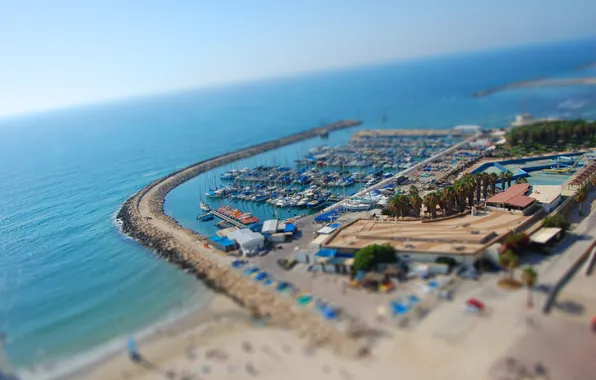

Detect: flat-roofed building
[323, 211, 533, 266]
[530, 227, 563, 246]
[527, 185, 562, 212]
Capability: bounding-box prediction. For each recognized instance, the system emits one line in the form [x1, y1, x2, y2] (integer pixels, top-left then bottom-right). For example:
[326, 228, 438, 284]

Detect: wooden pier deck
[205, 210, 246, 229]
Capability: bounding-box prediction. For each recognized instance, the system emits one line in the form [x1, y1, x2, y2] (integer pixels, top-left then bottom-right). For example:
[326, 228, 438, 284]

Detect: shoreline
[18, 292, 217, 380]
[473, 76, 596, 97]
[115, 120, 366, 356]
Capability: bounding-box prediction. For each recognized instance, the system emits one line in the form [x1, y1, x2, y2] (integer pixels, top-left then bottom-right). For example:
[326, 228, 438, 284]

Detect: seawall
[116, 120, 365, 356]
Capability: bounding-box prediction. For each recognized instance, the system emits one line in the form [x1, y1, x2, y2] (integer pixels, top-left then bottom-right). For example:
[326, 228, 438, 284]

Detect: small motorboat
[200, 214, 214, 222]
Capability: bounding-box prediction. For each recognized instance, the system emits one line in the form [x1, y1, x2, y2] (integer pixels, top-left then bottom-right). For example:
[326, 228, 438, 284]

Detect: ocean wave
[558, 99, 588, 110]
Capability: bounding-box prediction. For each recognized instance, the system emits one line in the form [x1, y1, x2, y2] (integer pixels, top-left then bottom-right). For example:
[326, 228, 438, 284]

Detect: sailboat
[200, 202, 211, 212]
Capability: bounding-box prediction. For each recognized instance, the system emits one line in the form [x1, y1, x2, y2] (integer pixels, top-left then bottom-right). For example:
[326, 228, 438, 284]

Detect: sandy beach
[82, 295, 367, 380]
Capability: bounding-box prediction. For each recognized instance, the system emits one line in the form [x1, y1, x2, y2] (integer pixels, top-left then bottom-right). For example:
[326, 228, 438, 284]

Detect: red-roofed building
[486, 183, 536, 214]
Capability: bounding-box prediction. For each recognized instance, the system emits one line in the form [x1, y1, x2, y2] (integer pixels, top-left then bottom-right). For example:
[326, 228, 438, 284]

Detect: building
[227, 229, 265, 256]
[261, 219, 278, 236]
[530, 227, 562, 246]
[486, 183, 536, 214]
[527, 185, 562, 212]
[322, 211, 534, 266]
[454, 125, 481, 134]
[317, 223, 340, 235]
[208, 235, 237, 252]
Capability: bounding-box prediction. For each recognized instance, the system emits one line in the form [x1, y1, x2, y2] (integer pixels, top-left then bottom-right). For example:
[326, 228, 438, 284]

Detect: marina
[194, 131, 469, 233]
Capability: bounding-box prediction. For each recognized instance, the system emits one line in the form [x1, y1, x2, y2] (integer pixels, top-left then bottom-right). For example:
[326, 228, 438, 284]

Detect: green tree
[353, 246, 376, 272]
[542, 214, 570, 236]
[408, 185, 419, 197]
[500, 172, 507, 190]
[353, 244, 397, 272]
[489, 173, 498, 195]
[498, 250, 519, 280]
[475, 174, 482, 204]
[575, 186, 588, 216]
[481, 172, 489, 200]
[388, 195, 400, 218]
[410, 193, 422, 217]
[506, 171, 513, 188]
[521, 266, 538, 308]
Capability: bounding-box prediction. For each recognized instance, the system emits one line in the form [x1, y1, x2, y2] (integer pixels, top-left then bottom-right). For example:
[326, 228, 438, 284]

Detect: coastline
[18, 292, 217, 380]
[473, 76, 596, 97]
[115, 120, 365, 356]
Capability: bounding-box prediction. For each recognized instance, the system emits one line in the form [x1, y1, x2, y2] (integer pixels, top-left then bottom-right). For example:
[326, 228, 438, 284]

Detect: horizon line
[1, 35, 595, 122]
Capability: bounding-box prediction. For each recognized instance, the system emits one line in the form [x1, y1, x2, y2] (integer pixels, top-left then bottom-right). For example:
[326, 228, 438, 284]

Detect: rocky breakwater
[117, 120, 365, 357]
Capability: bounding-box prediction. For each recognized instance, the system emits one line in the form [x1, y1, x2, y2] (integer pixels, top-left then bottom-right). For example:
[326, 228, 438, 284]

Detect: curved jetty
[117, 120, 364, 356]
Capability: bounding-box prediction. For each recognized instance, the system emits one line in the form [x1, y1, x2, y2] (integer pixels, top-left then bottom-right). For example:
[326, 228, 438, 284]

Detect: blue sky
[1, 0, 595, 117]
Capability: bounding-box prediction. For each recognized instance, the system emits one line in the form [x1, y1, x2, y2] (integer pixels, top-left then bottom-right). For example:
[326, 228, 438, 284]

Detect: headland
[473, 77, 596, 97]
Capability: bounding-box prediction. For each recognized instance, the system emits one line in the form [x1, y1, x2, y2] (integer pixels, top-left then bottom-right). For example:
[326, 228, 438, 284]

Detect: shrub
[435, 256, 458, 269]
[543, 214, 570, 236]
[353, 244, 397, 272]
[381, 208, 393, 216]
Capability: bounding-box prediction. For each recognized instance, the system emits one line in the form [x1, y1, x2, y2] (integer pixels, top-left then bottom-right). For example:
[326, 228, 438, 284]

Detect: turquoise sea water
[2, 38, 596, 375]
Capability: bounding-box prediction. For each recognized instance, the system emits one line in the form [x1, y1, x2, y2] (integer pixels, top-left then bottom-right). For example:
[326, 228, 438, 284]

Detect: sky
[1, 0, 596, 117]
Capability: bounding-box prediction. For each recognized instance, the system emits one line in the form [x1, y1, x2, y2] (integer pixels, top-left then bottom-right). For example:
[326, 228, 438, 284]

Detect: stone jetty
[117, 120, 365, 356]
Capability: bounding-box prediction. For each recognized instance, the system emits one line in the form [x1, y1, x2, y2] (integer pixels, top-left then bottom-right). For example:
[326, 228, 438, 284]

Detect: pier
[203, 210, 246, 229]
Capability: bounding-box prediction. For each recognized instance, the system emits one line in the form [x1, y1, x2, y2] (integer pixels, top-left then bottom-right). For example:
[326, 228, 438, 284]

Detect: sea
[1, 38, 596, 377]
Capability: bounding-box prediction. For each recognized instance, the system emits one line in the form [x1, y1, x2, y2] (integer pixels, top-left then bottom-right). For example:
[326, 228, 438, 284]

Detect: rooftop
[527, 185, 562, 204]
[530, 227, 562, 245]
[486, 183, 530, 204]
[324, 211, 532, 255]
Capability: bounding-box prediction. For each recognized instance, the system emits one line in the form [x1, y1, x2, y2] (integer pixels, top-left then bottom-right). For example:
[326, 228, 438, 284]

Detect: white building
[227, 229, 265, 256]
[454, 125, 481, 134]
[527, 185, 562, 213]
[261, 219, 278, 236]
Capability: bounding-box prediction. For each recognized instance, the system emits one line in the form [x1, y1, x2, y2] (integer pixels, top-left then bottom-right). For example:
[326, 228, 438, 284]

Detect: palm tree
[506, 171, 513, 188]
[515, 177, 528, 184]
[465, 179, 475, 208]
[408, 185, 419, 197]
[498, 249, 519, 280]
[475, 174, 482, 205]
[423, 194, 433, 218]
[590, 174, 596, 187]
[440, 189, 451, 215]
[575, 186, 587, 216]
[500, 172, 507, 191]
[430, 192, 440, 218]
[489, 173, 498, 195]
[454, 183, 466, 212]
[521, 266, 538, 308]
[447, 187, 456, 214]
[410, 193, 422, 218]
[481, 172, 489, 200]
[388, 195, 400, 219]
[398, 194, 410, 218]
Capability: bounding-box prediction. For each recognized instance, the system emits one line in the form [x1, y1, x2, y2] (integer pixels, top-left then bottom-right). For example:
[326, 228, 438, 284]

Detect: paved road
[531, 191, 596, 310]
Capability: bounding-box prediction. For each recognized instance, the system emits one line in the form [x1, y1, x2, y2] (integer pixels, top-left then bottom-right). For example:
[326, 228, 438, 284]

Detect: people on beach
[127, 334, 142, 362]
